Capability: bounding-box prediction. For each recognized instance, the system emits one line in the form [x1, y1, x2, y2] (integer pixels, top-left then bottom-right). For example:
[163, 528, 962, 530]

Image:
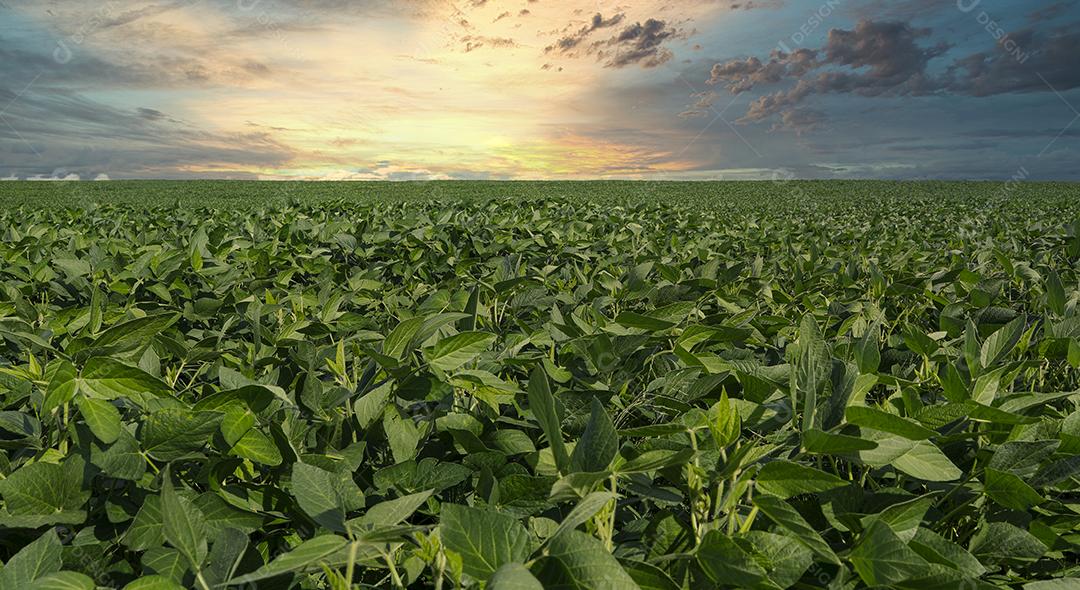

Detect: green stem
[345, 541, 359, 586]
[385, 549, 404, 589]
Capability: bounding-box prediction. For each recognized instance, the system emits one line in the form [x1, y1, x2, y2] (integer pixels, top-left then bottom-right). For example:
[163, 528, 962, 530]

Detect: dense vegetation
[0, 181, 1078, 589]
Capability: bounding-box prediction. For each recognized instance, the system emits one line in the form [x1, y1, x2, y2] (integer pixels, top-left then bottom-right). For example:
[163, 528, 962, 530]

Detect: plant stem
[345, 541, 358, 586]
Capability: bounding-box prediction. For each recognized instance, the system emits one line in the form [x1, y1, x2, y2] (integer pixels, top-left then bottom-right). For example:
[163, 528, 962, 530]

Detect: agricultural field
[0, 180, 1079, 589]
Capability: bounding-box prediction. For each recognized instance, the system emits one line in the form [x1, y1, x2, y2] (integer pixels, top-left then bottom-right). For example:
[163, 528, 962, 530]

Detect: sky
[0, 0, 1078, 180]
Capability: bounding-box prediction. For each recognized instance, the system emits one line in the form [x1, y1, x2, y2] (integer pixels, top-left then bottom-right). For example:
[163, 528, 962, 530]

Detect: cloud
[546, 13, 626, 53]
[1028, 2, 1072, 23]
[945, 26, 1080, 96]
[771, 108, 826, 135]
[0, 84, 295, 178]
[604, 19, 679, 68]
[460, 35, 518, 52]
[99, 0, 199, 29]
[703, 18, 1080, 129]
[546, 15, 681, 69]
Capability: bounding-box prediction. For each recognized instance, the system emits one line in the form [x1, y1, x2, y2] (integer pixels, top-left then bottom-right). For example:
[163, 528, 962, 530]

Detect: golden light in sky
[6, 1, 1075, 180]
[5, 1, 733, 179]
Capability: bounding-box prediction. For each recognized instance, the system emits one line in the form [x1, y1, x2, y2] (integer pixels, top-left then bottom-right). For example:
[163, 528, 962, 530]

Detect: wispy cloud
[0, 0, 1077, 179]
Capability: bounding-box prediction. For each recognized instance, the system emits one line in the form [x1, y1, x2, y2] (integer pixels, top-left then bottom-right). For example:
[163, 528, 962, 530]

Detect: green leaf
[707, 390, 740, 448]
[141, 548, 186, 582]
[92, 428, 145, 481]
[121, 575, 186, 590]
[616, 449, 695, 474]
[383, 407, 424, 463]
[910, 527, 985, 578]
[424, 331, 497, 372]
[292, 461, 358, 533]
[29, 571, 95, 590]
[964, 320, 982, 377]
[890, 440, 962, 482]
[42, 360, 78, 415]
[755, 460, 847, 499]
[752, 495, 840, 564]
[696, 531, 767, 588]
[859, 430, 963, 479]
[353, 383, 390, 430]
[160, 469, 209, 570]
[440, 504, 532, 581]
[0, 411, 40, 441]
[620, 559, 679, 590]
[849, 520, 930, 586]
[743, 531, 813, 589]
[846, 406, 937, 440]
[551, 491, 617, 540]
[969, 522, 1046, 562]
[1045, 270, 1066, 315]
[984, 468, 1044, 511]
[793, 314, 829, 432]
[854, 329, 881, 374]
[488, 563, 544, 590]
[383, 316, 426, 360]
[230, 429, 282, 466]
[75, 396, 122, 444]
[980, 315, 1026, 368]
[124, 495, 166, 550]
[862, 496, 932, 543]
[802, 428, 878, 454]
[1026, 580, 1080, 590]
[79, 357, 171, 400]
[528, 367, 568, 475]
[569, 398, 618, 473]
[0, 529, 63, 587]
[202, 527, 249, 587]
[194, 494, 263, 537]
[89, 312, 180, 352]
[141, 409, 223, 461]
[230, 535, 349, 584]
[614, 311, 676, 331]
[0, 458, 89, 517]
[351, 489, 433, 528]
[533, 530, 639, 590]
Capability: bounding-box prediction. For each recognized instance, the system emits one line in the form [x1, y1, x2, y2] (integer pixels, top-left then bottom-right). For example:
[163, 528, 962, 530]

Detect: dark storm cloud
[945, 26, 1080, 96]
[546, 15, 681, 69]
[702, 18, 1080, 130]
[604, 19, 679, 68]
[1028, 2, 1073, 23]
[545, 13, 625, 53]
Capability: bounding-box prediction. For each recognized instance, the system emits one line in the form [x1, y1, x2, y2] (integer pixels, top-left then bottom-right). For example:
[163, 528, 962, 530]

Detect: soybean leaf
[80, 358, 171, 400]
[849, 521, 930, 586]
[528, 368, 568, 474]
[440, 504, 532, 582]
[755, 461, 847, 499]
[160, 469, 208, 570]
[487, 563, 544, 590]
[984, 468, 1044, 511]
[75, 396, 122, 444]
[569, 398, 617, 473]
[0, 529, 63, 587]
[229, 535, 349, 585]
[532, 530, 639, 590]
[424, 331, 496, 372]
